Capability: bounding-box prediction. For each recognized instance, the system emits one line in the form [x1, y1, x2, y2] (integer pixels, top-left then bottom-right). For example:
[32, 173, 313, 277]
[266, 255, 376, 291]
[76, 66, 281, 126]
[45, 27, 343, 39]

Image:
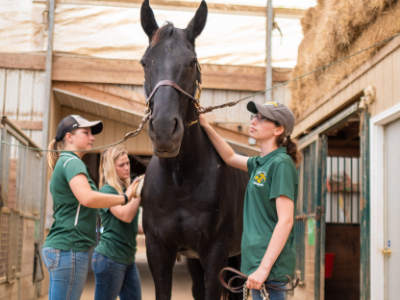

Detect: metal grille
[16, 216, 23, 274]
[0, 212, 10, 279]
[326, 156, 360, 224]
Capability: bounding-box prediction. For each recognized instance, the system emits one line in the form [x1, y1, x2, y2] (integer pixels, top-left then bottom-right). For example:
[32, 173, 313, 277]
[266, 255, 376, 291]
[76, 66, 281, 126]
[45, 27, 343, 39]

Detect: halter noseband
[144, 62, 202, 126]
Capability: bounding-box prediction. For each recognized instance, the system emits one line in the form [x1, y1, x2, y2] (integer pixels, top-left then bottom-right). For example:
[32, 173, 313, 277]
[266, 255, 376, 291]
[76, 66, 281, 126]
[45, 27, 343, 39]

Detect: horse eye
[140, 60, 146, 67]
[190, 59, 197, 67]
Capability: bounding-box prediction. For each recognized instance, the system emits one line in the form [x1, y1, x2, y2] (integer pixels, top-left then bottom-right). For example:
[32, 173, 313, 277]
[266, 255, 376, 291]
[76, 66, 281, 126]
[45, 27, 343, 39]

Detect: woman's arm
[109, 197, 141, 223]
[69, 174, 136, 208]
[246, 195, 294, 290]
[199, 115, 249, 171]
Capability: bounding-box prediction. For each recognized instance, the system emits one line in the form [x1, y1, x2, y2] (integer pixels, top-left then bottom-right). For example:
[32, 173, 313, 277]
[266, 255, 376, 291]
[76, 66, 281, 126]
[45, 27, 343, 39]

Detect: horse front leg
[187, 257, 206, 300]
[145, 233, 177, 300]
[200, 244, 230, 300]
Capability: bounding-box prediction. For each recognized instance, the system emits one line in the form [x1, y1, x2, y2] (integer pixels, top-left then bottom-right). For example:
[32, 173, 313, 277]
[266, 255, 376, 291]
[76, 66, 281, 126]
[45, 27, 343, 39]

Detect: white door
[385, 117, 400, 299]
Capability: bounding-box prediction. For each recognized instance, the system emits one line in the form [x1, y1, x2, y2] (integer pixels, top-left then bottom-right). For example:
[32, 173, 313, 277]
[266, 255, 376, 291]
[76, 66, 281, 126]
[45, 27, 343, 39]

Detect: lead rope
[242, 282, 269, 300]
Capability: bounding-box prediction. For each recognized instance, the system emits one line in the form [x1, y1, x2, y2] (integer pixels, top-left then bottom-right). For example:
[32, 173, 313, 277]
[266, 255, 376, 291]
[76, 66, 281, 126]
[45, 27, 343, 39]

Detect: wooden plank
[375, 61, 385, 116]
[54, 0, 307, 18]
[0, 69, 5, 116]
[0, 53, 291, 91]
[393, 48, 400, 108]
[82, 83, 145, 103]
[9, 120, 43, 130]
[4, 69, 20, 120]
[18, 70, 35, 121]
[383, 52, 394, 111]
[53, 82, 147, 115]
[32, 71, 45, 121]
[0, 53, 46, 70]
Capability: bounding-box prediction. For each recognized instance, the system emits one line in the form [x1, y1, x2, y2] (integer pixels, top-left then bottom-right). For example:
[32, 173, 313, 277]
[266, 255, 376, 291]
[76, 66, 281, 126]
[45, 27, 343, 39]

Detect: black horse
[140, 1, 248, 299]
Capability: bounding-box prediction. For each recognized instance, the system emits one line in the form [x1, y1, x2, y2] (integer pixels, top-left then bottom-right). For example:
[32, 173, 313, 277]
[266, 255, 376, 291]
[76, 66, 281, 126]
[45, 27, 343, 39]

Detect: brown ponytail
[276, 135, 303, 168]
[47, 139, 62, 170]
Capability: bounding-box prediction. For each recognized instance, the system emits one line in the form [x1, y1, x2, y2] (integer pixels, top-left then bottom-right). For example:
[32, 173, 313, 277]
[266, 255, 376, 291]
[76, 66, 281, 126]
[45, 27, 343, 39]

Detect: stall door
[384, 118, 400, 299]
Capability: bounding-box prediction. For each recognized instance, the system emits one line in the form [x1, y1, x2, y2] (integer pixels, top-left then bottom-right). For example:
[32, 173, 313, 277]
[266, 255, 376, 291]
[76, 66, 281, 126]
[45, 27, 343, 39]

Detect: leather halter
[144, 62, 202, 126]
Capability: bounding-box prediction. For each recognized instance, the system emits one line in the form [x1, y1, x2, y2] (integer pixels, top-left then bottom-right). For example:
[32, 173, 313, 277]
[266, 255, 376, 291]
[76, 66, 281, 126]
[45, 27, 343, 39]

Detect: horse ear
[141, 0, 159, 42]
[184, 0, 208, 45]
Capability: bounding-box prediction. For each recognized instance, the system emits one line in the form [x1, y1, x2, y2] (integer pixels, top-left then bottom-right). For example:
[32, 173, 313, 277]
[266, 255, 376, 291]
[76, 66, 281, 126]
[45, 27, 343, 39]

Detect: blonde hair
[47, 129, 78, 169]
[99, 147, 130, 194]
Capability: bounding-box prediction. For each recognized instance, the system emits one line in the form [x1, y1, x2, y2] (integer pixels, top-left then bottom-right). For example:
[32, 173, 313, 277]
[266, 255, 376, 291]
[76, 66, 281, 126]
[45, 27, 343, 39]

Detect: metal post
[265, 0, 273, 103]
[37, 0, 55, 296]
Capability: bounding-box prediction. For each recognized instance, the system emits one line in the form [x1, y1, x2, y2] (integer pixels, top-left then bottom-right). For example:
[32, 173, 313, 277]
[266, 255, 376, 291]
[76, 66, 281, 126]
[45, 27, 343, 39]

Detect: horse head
[140, 0, 208, 158]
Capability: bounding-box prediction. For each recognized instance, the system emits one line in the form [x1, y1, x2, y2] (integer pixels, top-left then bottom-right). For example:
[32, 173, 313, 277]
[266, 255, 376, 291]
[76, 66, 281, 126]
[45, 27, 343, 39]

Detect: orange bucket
[325, 253, 336, 279]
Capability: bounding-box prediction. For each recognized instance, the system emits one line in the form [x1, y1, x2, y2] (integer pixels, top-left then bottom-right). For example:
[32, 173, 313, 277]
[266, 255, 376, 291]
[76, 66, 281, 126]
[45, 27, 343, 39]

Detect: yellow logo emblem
[254, 174, 266, 183]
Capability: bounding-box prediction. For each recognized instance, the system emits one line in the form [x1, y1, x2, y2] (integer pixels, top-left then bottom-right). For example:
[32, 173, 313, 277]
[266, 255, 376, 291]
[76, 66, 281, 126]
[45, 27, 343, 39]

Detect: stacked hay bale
[290, 0, 400, 118]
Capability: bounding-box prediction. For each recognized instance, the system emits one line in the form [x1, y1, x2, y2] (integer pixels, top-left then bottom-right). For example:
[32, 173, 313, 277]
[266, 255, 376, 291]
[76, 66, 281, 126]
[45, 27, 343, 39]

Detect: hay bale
[290, 0, 400, 118]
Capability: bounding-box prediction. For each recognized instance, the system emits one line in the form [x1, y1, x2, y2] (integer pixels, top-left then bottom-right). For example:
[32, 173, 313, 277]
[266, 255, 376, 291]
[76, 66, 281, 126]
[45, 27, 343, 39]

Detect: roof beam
[53, 0, 307, 18]
[0, 52, 292, 91]
[52, 81, 147, 114]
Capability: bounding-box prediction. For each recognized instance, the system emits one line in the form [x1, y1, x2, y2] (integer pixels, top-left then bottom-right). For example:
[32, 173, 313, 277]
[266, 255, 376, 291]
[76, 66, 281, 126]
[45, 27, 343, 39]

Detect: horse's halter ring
[143, 61, 203, 126]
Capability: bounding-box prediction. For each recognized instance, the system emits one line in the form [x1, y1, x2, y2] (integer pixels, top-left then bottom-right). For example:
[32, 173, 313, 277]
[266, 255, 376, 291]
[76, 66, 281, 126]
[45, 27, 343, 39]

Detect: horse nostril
[173, 118, 178, 134]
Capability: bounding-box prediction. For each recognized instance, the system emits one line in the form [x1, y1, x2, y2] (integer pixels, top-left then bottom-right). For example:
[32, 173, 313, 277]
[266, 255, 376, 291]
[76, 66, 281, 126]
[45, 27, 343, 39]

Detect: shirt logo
[253, 171, 266, 186]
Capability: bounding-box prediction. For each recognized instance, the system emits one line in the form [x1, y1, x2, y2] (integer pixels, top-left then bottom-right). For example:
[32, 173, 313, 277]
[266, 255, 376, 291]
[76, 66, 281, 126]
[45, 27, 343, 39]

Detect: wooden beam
[81, 83, 145, 103]
[53, 0, 307, 18]
[10, 120, 43, 130]
[52, 81, 147, 114]
[0, 53, 46, 70]
[0, 53, 292, 91]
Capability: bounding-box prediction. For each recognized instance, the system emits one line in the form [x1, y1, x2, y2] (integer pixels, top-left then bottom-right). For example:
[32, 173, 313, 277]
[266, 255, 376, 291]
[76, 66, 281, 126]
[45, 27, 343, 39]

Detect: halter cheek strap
[143, 62, 202, 127]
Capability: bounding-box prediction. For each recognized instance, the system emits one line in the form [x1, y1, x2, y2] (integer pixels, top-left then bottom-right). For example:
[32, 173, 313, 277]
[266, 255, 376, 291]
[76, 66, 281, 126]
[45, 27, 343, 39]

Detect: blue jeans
[92, 251, 142, 300]
[251, 281, 286, 300]
[42, 247, 89, 300]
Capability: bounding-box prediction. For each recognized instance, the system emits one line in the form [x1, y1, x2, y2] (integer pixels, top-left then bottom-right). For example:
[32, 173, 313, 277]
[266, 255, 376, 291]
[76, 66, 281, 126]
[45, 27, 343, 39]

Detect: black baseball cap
[55, 115, 103, 142]
[247, 101, 295, 136]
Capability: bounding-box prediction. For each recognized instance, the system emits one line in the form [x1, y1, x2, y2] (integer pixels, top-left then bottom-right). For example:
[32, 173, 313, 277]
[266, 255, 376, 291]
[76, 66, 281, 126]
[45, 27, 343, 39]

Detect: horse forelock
[151, 22, 176, 48]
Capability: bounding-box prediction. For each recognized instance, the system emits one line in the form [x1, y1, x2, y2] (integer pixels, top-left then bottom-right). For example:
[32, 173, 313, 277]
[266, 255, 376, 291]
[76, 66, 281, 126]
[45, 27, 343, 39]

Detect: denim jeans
[251, 281, 286, 300]
[42, 247, 89, 300]
[92, 251, 142, 300]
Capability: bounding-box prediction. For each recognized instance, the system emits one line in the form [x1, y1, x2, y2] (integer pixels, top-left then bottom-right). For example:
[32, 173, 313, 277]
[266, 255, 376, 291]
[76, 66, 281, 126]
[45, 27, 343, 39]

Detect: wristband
[122, 193, 128, 205]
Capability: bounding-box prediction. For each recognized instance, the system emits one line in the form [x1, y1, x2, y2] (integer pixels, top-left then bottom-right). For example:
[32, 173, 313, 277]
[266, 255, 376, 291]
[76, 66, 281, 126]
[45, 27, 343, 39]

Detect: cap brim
[79, 121, 103, 135]
[246, 101, 276, 121]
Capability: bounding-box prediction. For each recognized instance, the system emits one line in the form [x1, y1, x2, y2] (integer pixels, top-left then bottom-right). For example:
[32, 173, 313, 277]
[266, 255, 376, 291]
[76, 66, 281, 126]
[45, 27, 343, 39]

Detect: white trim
[63, 157, 78, 168]
[74, 203, 81, 226]
[370, 103, 400, 300]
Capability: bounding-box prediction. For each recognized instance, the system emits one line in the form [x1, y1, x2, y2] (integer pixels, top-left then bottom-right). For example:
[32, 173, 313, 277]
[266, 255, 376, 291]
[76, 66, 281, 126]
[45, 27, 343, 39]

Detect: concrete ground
[38, 246, 253, 299]
[38, 246, 193, 300]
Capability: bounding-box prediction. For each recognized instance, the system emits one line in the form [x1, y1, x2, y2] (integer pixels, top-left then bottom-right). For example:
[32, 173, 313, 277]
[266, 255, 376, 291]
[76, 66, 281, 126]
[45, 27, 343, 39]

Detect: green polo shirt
[95, 183, 139, 265]
[44, 152, 98, 252]
[241, 147, 298, 280]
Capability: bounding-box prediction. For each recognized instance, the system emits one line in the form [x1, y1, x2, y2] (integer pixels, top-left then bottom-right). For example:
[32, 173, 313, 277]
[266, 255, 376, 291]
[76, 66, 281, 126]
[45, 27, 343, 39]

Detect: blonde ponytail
[47, 139, 62, 170]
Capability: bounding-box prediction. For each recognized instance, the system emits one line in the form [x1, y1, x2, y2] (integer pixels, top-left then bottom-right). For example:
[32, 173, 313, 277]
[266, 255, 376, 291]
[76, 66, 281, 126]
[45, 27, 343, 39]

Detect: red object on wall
[325, 253, 336, 278]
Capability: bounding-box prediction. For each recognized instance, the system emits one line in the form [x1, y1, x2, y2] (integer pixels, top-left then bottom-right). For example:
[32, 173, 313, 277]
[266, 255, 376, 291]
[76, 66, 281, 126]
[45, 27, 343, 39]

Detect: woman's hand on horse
[246, 267, 270, 290]
[199, 114, 210, 128]
[125, 177, 141, 201]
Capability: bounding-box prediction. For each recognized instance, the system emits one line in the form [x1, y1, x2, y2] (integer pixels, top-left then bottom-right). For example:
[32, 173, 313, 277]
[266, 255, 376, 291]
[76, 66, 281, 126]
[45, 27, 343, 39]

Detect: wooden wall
[0, 68, 45, 147]
[59, 106, 153, 155]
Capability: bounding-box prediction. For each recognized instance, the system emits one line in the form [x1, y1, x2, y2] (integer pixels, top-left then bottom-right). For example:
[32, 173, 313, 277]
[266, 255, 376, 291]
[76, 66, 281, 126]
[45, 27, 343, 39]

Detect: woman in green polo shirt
[43, 115, 137, 300]
[200, 101, 301, 300]
[92, 147, 142, 300]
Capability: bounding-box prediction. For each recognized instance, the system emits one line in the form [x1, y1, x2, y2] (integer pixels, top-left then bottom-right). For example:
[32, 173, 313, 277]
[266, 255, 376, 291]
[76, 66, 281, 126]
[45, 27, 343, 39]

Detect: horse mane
[151, 22, 175, 47]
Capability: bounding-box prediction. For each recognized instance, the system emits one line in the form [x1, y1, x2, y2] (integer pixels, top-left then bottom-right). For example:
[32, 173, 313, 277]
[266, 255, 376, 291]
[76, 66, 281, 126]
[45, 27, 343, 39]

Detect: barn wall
[116, 81, 292, 125]
[60, 106, 153, 155]
[0, 68, 45, 147]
